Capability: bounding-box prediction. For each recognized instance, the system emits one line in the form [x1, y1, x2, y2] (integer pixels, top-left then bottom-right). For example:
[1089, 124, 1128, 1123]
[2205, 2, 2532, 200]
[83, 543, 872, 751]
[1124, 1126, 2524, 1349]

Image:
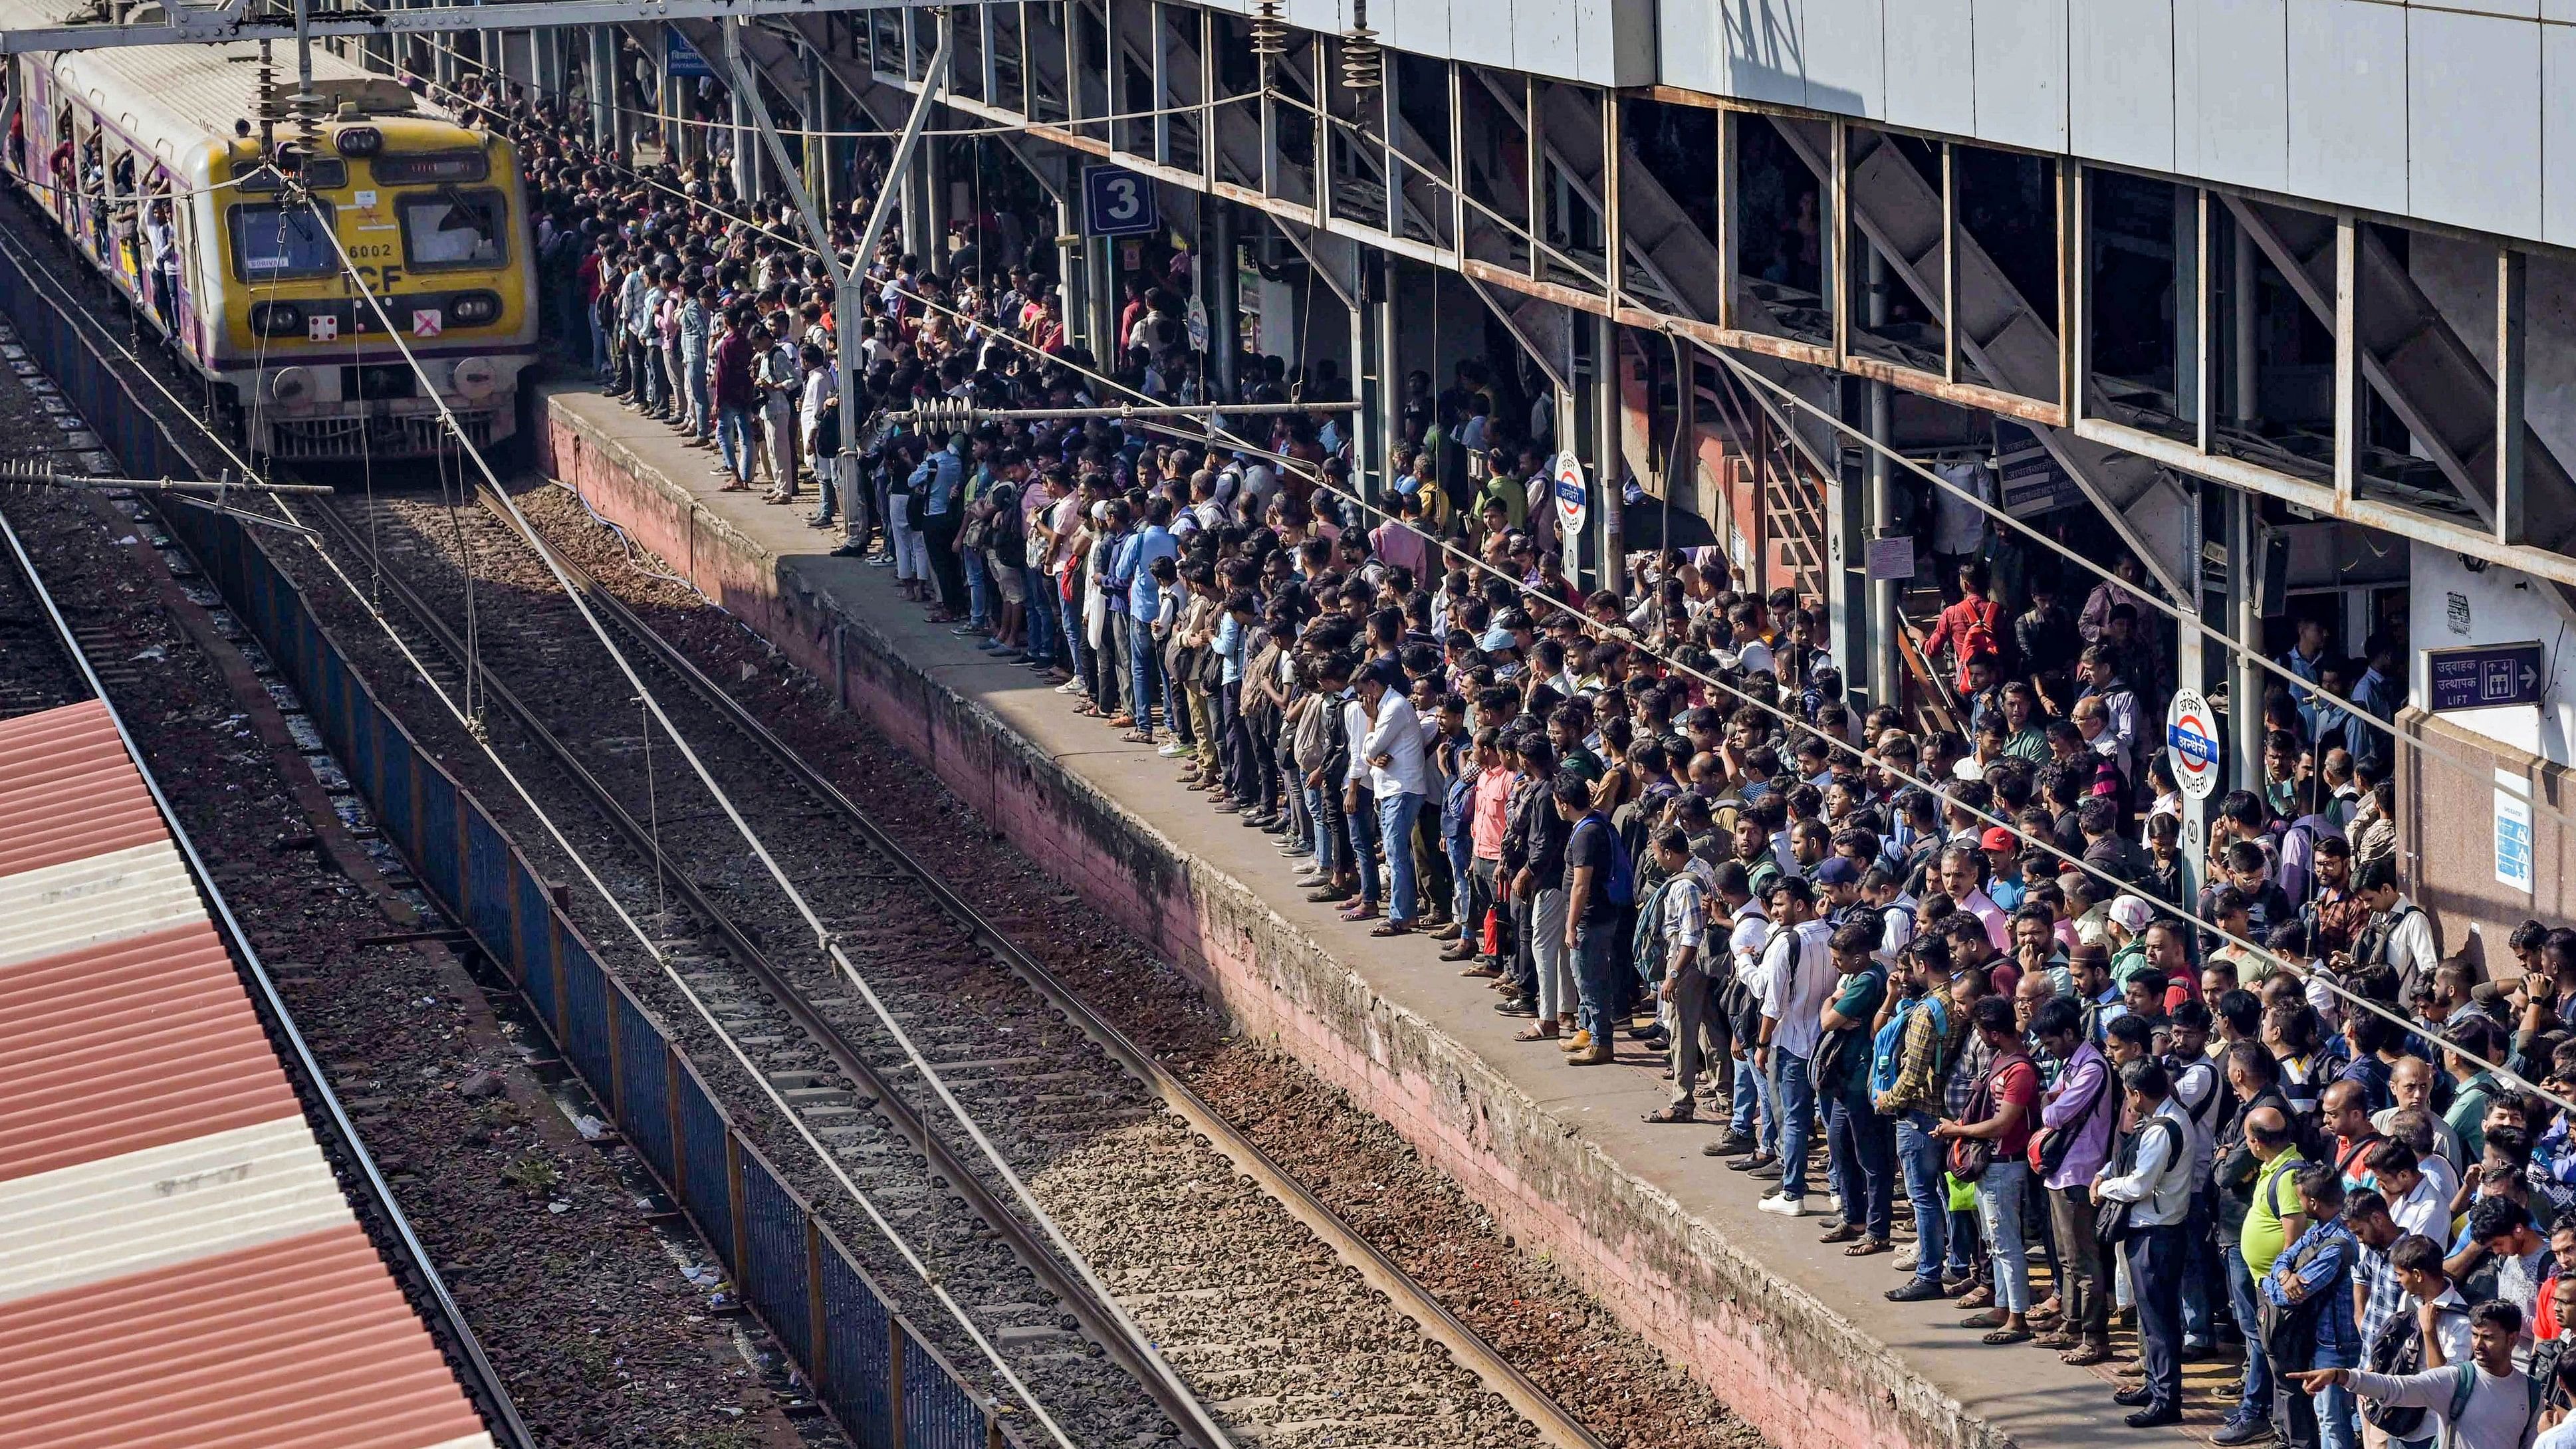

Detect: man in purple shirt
[2034, 998, 2119, 1363]
[709, 306, 759, 490]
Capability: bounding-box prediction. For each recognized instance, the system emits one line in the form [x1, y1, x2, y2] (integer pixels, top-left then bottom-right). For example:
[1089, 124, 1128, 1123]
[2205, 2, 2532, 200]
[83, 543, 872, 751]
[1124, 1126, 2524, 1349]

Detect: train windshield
[398, 187, 505, 269]
[229, 203, 337, 280]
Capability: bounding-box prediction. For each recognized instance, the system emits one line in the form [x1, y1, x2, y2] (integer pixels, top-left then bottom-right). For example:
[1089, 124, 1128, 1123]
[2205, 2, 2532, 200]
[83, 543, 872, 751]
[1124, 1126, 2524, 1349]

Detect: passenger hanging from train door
[145, 196, 179, 335]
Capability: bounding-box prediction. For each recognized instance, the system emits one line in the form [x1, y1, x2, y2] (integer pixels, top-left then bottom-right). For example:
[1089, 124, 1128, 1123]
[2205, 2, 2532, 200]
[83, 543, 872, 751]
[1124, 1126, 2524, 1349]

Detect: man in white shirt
[2095, 1058, 2195, 1426]
[1756, 877, 1833, 1217]
[1355, 661, 1429, 935]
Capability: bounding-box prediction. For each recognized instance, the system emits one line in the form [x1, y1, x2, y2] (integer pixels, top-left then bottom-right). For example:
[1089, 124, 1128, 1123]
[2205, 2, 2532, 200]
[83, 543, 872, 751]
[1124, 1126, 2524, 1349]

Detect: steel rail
[302, 492, 1219, 1449]
[0, 503, 541, 1449]
[487, 482, 1621, 1449]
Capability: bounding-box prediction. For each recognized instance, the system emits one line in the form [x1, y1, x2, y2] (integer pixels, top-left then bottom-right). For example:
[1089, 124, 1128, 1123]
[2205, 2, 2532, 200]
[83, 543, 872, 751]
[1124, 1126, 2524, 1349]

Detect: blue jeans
[685, 358, 711, 435]
[1125, 615, 1160, 732]
[1894, 1111, 1948, 1280]
[1346, 790, 1381, 905]
[1377, 792, 1423, 923]
[1732, 1047, 1777, 1151]
[1446, 827, 1475, 927]
[1821, 1091, 1894, 1240]
[1770, 1048, 1815, 1198]
[2226, 1243, 2271, 1424]
[1976, 1160, 2032, 1313]
[2182, 1183, 2218, 1347]
[1024, 568, 1057, 662]
[715, 405, 753, 479]
[1572, 914, 1619, 1036]
[965, 549, 991, 629]
[1306, 784, 1340, 874]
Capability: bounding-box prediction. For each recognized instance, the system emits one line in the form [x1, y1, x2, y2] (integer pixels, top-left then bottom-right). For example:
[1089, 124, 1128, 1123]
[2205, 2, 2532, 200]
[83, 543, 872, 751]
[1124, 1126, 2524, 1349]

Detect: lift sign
[2166, 687, 2220, 802]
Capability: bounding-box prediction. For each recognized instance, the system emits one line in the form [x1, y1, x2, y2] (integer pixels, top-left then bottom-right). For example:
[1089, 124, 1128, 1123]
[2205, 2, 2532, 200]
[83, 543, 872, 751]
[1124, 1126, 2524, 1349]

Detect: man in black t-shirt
[1560, 775, 1627, 1067]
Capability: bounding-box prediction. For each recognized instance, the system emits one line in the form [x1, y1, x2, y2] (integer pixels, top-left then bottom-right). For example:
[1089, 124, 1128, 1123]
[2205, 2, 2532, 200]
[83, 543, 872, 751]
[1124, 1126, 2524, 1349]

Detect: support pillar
[1057, 191, 1082, 343]
[803, 45, 829, 216]
[1369, 254, 1398, 502]
[2179, 477, 2217, 901]
[1866, 378, 1898, 711]
[729, 76, 756, 203]
[590, 27, 616, 152]
[924, 124, 951, 266]
[1087, 235, 1115, 359]
[1594, 312, 1624, 595]
[1210, 200, 1239, 399]
[2232, 487, 2265, 793]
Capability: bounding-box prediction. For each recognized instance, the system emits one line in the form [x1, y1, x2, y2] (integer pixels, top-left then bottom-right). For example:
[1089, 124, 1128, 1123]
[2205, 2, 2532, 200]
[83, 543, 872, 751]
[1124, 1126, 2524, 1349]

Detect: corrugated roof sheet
[0, 701, 493, 1449]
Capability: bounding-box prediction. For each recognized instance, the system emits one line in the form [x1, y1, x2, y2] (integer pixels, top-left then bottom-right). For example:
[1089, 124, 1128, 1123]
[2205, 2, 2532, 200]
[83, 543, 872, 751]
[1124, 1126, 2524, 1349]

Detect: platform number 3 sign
[1082, 164, 1160, 238]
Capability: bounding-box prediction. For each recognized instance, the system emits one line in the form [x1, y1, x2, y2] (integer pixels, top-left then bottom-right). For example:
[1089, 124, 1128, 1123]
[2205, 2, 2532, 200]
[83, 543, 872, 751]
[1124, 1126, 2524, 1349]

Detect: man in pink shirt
[1371, 489, 1433, 583]
[1447, 732, 1516, 971]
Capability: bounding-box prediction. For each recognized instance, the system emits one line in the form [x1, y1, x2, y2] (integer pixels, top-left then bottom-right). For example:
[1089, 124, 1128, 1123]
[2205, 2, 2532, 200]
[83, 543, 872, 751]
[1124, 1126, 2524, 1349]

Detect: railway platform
[537, 380, 2221, 1449]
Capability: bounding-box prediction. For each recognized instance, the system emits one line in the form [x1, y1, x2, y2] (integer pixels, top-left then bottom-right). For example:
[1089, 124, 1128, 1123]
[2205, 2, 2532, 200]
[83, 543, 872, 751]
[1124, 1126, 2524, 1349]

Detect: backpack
[1574, 816, 1635, 907]
[1871, 992, 1948, 1097]
[1956, 600, 2002, 667]
[2363, 1302, 2472, 1436]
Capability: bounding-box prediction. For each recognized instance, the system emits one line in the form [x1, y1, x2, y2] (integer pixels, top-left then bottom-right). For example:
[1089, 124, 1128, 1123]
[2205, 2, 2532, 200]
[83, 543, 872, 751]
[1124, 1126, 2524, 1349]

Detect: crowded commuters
[440, 67, 2576, 1448]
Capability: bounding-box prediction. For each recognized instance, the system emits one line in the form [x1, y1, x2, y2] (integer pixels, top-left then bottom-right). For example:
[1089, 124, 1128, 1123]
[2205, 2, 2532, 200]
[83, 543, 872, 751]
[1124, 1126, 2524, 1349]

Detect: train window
[372, 150, 489, 185]
[228, 202, 338, 280]
[396, 187, 505, 270]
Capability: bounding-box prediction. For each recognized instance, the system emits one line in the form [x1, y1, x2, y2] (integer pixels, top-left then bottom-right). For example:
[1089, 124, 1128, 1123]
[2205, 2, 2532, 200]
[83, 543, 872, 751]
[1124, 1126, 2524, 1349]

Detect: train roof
[34, 39, 455, 164]
[0, 699, 495, 1449]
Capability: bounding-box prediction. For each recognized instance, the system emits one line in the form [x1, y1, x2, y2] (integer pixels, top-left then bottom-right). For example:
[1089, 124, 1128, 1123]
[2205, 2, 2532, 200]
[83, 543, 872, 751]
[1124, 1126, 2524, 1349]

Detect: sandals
[1120, 730, 1155, 744]
[1514, 1024, 1560, 1042]
[1817, 1224, 1863, 1245]
[1844, 1238, 1893, 1258]
[1643, 1105, 1696, 1123]
[1981, 1327, 2032, 1347]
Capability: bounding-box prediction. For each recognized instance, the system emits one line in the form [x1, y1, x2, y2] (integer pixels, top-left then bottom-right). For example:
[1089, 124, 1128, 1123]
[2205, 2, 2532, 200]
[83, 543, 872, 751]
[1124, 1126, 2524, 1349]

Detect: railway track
[294, 481, 1609, 1449]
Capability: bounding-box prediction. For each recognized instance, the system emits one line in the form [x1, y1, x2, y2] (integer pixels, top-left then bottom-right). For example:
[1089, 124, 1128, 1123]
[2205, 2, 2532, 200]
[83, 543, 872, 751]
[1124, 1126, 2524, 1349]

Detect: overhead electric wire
[300, 193, 1234, 1449]
[0, 180, 1088, 1448]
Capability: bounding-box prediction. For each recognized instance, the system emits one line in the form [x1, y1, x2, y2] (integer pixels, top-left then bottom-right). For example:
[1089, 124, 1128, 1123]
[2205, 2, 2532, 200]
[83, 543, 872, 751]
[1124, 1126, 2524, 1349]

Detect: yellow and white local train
[3, 43, 536, 461]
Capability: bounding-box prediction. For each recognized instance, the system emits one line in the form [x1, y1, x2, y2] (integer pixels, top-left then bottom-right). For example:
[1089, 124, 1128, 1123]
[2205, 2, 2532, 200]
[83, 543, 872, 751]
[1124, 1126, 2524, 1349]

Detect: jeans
[685, 358, 712, 436]
[2226, 1243, 2272, 1424]
[1024, 569, 1058, 663]
[1125, 615, 1159, 731]
[2183, 1184, 2219, 1347]
[1377, 792, 1424, 923]
[1732, 1046, 1778, 1153]
[1976, 1160, 2032, 1313]
[1572, 913, 1619, 1038]
[2127, 1222, 2186, 1414]
[1894, 1111, 1948, 1280]
[965, 548, 992, 629]
[1530, 888, 1572, 1018]
[1771, 1048, 1816, 1198]
[715, 405, 753, 481]
[1821, 1091, 1894, 1239]
[1346, 791, 1383, 905]
[1447, 830, 1477, 931]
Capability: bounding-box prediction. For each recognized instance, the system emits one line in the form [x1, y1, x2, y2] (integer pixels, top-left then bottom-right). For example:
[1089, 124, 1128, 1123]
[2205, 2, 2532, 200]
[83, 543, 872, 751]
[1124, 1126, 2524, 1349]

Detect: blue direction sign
[665, 29, 713, 78]
[2427, 642, 2545, 713]
[1082, 164, 1161, 237]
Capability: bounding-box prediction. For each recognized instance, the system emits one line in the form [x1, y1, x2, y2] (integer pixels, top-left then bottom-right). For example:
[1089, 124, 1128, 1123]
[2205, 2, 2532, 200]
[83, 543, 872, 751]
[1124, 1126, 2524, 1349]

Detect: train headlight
[335, 126, 382, 158]
[271, 366, 314, 404]
[453, 357, 497, 399]
[449, 291, 502, 326]
[249, 301, 302, 336]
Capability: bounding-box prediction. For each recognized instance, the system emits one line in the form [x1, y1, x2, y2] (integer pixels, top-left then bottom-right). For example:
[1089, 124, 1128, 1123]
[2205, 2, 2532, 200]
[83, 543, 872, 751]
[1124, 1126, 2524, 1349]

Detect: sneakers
[1757, 1192, 1808, 1218]
[1157, 742, 1192, 757]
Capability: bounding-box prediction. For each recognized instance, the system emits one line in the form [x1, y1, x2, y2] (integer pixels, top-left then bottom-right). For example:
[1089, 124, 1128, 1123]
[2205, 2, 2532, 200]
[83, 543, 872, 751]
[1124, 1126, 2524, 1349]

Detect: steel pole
[725, 9, 948, 540]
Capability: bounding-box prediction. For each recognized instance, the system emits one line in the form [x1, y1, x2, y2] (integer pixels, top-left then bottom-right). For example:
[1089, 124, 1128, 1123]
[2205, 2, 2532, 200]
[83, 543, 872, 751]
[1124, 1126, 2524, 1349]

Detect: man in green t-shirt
[2213, 1106, 2307, 1446]
[2444, 1016, 2507, 1167]
[1817, 919, 1893, 1254]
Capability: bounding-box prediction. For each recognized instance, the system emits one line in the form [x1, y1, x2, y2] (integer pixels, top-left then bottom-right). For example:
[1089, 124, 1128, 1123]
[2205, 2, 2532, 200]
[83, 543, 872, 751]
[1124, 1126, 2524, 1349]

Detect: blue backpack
[1871, 992, 1948, 1097]
[1574, 816, 1634, 907]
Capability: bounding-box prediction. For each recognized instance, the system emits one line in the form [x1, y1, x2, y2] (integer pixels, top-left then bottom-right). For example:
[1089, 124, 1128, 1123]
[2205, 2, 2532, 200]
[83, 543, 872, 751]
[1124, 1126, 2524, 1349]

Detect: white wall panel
[1881, 0, 1976, 134]
[2172, 0, 2287, 193]
[2069, 0, 2172, 171]
[2441, 0, 2539, 17]
[1970, 0, 2069, 154]
[1656, 0, 1726, 95]
[1800, 0, 1886, 118]
[1382, 0, 1449, 58]
[1516, 0, 1579, 76]
[2547, 26, 2576, 247]
[2549, 0, 2576, 22]
[2285, 0, 2406, 217]
[1568, 0, 1657, 86]
[1443, 0, 1516, 66]
[2408, 7, 2541, 239]
[1284, 0, 1346, 35]
[1721, 0, 1810, 106]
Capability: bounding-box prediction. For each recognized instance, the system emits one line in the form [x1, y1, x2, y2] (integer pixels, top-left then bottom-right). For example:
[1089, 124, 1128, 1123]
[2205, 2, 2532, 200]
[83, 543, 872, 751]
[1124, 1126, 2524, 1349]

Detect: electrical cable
[0, 179, 1086, 1449]
[304, 193, 1236, 1449]
[468, 109, 2576, 1118]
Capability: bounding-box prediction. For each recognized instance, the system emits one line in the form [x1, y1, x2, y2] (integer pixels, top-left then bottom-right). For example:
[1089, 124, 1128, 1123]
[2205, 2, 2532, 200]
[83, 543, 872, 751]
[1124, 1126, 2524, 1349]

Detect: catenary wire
[0, 185, 1091, 1449]
[302, 191, 1240, 1449]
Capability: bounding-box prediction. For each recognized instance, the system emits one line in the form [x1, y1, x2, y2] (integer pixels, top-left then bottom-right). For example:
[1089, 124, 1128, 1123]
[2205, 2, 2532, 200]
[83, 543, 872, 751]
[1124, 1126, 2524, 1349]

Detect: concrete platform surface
[535, 381, 2230, 1449]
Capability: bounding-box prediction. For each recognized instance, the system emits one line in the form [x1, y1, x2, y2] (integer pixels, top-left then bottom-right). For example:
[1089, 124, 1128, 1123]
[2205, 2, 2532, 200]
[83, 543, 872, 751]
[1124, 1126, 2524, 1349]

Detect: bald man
[2372, 1057, 2466, 1171]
